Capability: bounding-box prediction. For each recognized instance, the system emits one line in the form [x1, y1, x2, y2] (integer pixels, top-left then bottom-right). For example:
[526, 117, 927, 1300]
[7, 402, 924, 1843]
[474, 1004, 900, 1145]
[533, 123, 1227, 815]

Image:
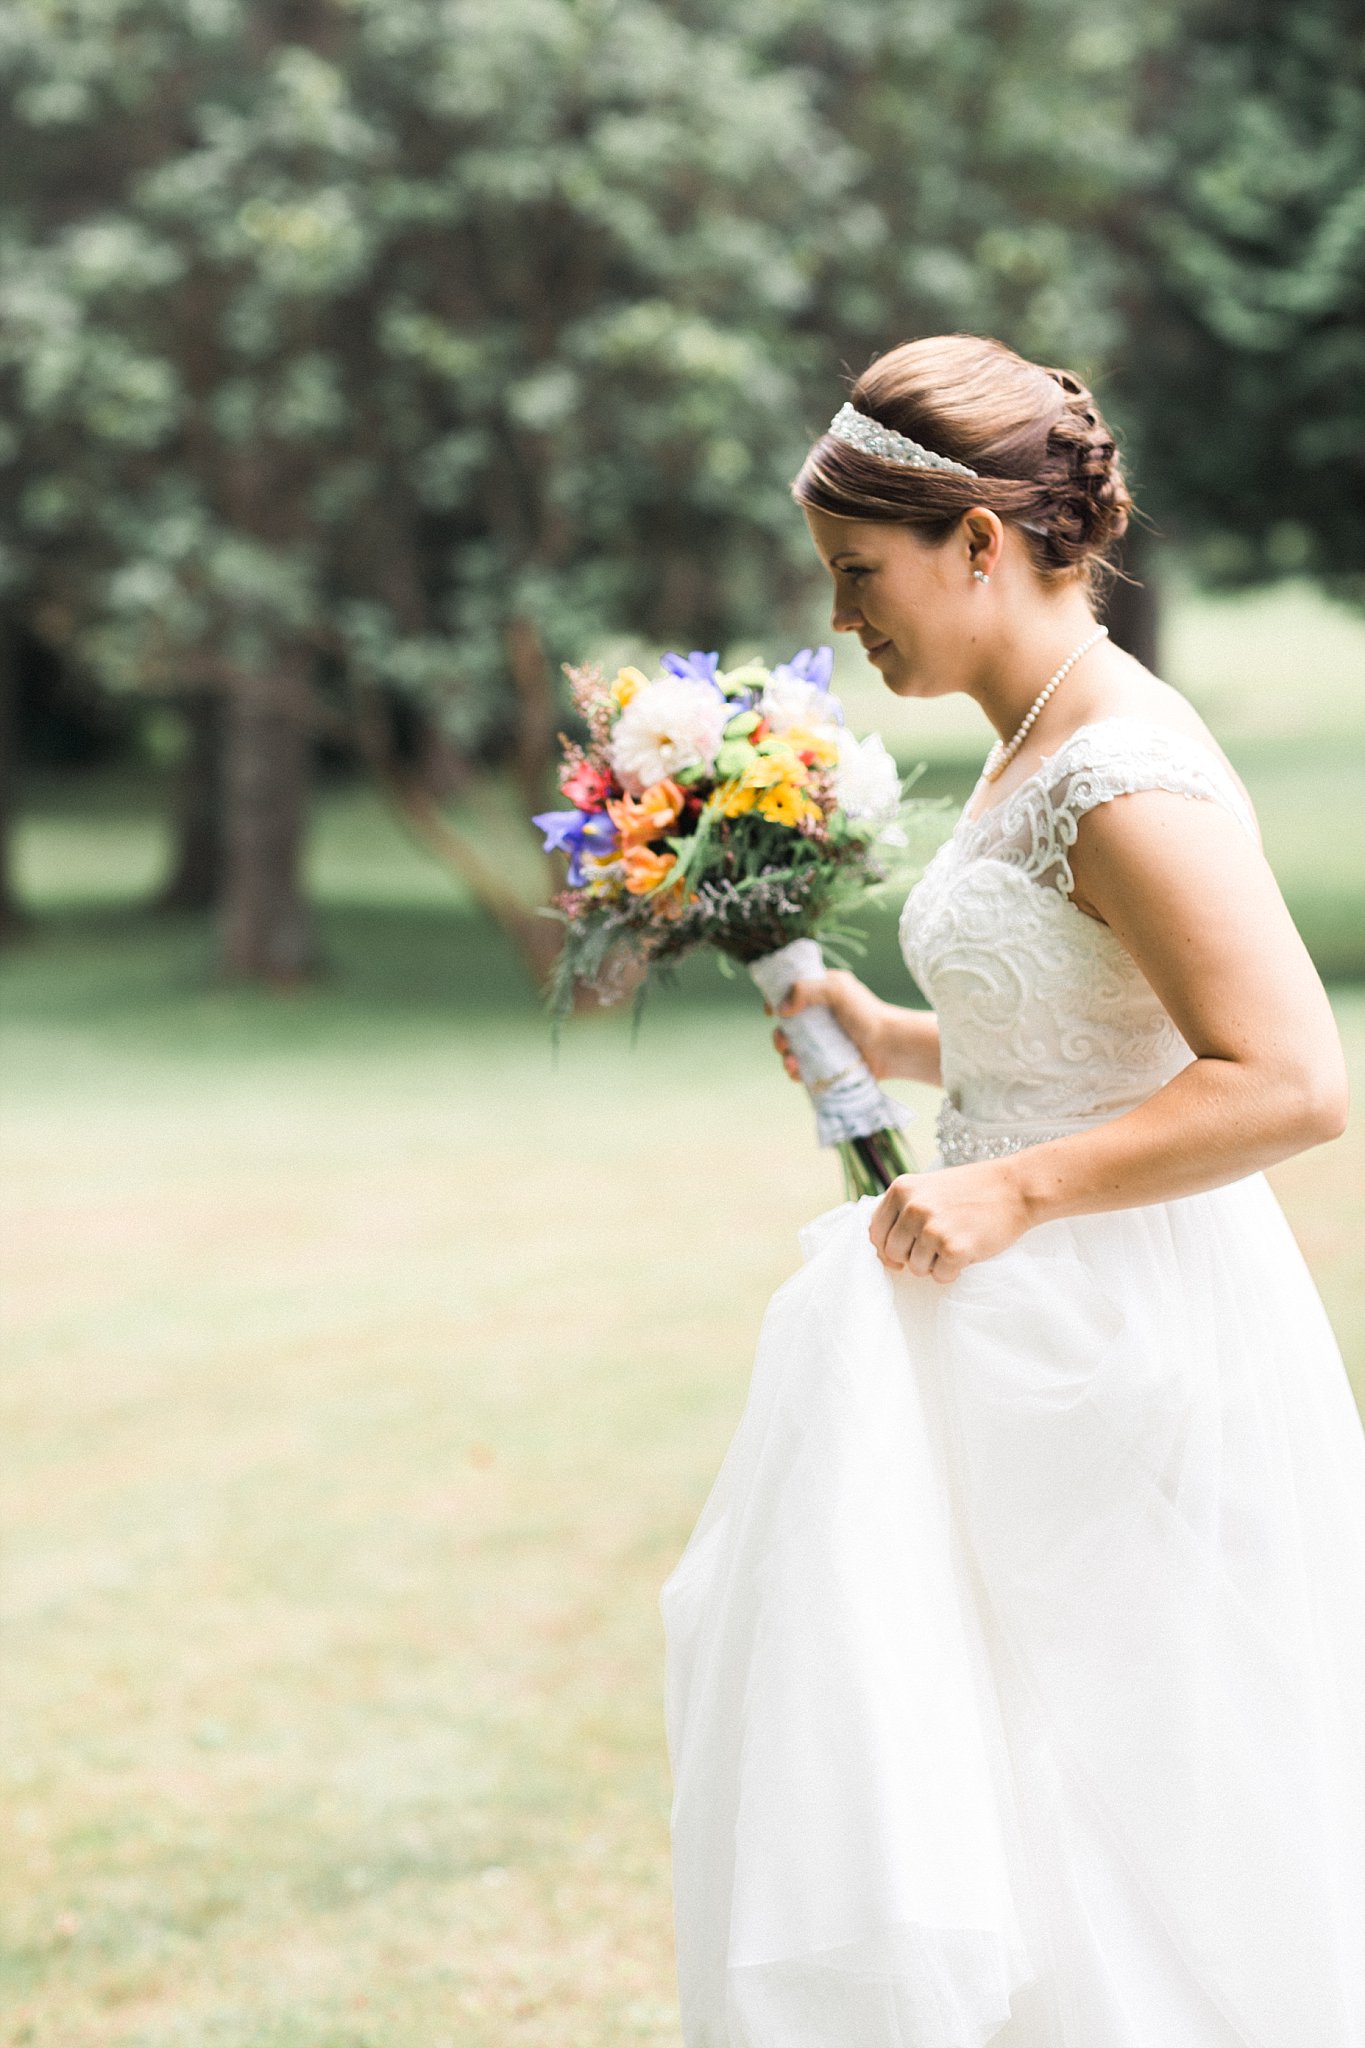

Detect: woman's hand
[868, 1159, 1032, 1283]
[768, 968, 895, 1081]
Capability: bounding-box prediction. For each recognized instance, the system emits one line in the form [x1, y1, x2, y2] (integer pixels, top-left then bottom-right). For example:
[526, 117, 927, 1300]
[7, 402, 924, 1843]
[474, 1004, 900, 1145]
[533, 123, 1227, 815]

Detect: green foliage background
[4, 0, 1360, 746]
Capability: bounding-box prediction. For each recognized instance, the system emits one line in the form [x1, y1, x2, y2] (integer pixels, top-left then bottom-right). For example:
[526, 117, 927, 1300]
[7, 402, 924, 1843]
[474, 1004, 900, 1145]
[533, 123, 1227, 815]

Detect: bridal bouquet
[533, 646, 940, 1195]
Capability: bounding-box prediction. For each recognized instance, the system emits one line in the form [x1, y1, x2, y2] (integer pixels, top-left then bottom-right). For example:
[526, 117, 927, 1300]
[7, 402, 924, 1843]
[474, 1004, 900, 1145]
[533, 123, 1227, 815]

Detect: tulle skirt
[658, 1173, 1365, 2048]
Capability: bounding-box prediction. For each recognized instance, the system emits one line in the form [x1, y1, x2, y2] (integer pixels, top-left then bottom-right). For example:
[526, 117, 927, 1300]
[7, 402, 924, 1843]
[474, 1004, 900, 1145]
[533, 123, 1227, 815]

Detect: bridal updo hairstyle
[792, 335, 1134, 607]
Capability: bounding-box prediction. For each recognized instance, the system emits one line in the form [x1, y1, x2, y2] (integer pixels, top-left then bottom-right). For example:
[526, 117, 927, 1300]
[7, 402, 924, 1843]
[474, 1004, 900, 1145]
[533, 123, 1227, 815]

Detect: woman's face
[802, 505, 983, 700]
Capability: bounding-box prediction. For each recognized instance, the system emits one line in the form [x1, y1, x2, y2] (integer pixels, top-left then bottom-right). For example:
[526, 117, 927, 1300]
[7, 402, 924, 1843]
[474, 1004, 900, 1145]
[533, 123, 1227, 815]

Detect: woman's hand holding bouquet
[770, 971, 903, 1084]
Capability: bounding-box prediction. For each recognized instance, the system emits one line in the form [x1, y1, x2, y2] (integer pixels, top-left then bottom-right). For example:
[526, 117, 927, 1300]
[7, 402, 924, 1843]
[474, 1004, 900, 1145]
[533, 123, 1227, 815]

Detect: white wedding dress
[659, 715, 1365, 2048]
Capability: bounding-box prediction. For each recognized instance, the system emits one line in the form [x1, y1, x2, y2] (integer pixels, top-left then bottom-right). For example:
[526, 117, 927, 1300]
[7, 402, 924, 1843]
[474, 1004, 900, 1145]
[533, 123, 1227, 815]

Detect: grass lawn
[3, 563, 1364, 2046]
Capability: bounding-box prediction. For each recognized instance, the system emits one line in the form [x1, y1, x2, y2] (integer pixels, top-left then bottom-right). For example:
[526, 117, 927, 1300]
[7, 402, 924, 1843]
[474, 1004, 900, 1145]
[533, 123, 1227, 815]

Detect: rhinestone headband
[826, 401, 979, 479]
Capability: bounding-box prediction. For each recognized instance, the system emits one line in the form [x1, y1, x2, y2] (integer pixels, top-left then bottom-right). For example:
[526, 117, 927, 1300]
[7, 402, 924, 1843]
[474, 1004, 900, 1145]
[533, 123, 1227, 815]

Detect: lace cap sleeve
[1034, 717, 1259, 897]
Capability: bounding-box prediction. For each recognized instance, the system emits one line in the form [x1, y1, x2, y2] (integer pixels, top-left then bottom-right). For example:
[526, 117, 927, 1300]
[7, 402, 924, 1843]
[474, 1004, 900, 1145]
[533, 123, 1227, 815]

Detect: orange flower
[622, 844, 679, 895]
[607, 778, 685, 848]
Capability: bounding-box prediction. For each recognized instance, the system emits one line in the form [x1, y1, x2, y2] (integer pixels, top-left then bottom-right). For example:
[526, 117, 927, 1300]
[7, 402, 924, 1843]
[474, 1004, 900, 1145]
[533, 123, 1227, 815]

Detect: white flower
[833, 729, 902, 823]
[760, 672, 843, 734]
[609, 676, 727, 793]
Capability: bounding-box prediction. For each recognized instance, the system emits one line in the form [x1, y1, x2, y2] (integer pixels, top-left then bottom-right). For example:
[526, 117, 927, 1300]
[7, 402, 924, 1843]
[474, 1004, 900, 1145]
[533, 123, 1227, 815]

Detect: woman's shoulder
[1049, 677, 1258, 841]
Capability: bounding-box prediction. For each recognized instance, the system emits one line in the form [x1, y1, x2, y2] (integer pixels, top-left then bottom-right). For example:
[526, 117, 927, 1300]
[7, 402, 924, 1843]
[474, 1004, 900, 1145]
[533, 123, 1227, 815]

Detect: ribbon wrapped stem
[747, 937, 913, 1195]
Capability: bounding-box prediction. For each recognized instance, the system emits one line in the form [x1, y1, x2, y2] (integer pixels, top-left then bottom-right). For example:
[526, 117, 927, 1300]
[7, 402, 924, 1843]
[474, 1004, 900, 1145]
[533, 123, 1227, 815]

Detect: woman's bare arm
[872, 1003, 942, 1087]
[1001, 788, 1348, 1227]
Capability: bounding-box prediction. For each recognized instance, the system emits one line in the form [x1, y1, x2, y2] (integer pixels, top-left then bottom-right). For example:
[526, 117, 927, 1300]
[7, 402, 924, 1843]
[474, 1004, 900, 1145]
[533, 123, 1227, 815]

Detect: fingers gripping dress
[658, 716, 1365, 2048]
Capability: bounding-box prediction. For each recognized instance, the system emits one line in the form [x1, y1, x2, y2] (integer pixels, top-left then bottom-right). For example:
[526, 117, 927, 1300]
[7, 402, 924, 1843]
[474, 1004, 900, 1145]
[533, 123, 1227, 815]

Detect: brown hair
[792, 334, 1135, 605]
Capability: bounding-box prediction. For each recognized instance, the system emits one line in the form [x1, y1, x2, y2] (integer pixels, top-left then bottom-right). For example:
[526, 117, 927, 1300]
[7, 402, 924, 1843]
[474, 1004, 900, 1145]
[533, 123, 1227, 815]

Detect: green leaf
[713, 739, 757, 778]
[723, 709, 762, 738]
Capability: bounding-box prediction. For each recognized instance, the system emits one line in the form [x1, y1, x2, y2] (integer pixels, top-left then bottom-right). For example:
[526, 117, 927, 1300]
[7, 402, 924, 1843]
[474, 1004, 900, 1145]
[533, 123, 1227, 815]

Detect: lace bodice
[898, 716, 1260, 1147]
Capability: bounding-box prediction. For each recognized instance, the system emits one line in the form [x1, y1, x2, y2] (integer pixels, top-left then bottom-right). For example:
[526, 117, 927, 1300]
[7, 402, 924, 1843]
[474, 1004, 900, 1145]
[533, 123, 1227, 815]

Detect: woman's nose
[830, 597, 863, 633]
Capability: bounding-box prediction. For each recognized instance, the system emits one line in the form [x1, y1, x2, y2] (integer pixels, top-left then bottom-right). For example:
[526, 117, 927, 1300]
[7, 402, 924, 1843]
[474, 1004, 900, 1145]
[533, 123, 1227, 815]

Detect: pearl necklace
[980, 625, 1110, 782]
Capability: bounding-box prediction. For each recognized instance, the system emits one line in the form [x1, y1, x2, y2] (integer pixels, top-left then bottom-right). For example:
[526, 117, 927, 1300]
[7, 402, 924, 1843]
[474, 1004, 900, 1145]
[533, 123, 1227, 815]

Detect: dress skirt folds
[659, 720, 1365, 2047]
[658, 1176, 1365, 2048]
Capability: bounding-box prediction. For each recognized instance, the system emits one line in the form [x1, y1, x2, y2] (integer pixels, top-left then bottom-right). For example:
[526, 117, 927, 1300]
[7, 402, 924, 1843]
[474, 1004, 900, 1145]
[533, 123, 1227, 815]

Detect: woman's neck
[968, 602, 1110, 745]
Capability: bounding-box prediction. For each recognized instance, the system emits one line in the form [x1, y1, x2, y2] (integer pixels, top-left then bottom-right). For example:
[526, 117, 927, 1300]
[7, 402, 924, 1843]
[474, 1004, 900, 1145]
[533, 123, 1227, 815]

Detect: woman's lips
[865, 639, 892, 657]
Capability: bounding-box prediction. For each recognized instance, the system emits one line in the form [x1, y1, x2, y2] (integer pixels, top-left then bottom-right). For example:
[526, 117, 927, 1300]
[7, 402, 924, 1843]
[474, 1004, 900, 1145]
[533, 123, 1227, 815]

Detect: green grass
[0, 959, 860, 2048]
[2, 567, 1363, 2045]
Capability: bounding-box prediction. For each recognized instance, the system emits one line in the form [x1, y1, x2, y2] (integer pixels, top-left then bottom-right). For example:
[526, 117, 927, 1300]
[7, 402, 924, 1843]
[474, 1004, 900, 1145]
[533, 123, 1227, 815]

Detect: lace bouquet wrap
[534, 647, 940, 1196]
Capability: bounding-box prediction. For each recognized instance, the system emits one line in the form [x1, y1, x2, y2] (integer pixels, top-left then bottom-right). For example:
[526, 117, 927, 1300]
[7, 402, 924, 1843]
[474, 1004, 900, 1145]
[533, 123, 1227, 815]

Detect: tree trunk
[155, 691, 225, 913]
[1101, 526, 1161, 671]
[0, 618, 30, 943]
[220, 660, 317, 983]
[503, 613, 559, 874]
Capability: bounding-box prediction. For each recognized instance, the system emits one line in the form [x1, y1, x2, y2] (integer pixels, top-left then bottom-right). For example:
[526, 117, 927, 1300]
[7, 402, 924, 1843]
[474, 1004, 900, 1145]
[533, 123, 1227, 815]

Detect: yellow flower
[757, 781, 820, 828]
[715, 780, 757, 819]
[781, 723, 841, 769]
[712, 737, 822, 828]
[610, 665, 650, 710]
[749, 739, 803, 784]
[579, 853, 624, 897]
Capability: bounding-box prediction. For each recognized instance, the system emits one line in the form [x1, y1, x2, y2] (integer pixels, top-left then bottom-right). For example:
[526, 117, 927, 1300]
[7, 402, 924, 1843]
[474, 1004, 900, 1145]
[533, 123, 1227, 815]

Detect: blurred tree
[1, 0, 337, 977]
[1115, 0, 1365, 608]
[0, 620, 27, 939]
[2, 0, 1357, 985]
[743, 0, 1160, 381]
[736, 0, 1172, 655]
[0, 0, 855, 977]
[154, 696, 226, 913]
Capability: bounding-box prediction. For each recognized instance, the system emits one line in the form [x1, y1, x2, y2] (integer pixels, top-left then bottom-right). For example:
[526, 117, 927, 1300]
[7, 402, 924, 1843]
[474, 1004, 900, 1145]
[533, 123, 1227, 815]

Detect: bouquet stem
[839, 1126, 912, 1198]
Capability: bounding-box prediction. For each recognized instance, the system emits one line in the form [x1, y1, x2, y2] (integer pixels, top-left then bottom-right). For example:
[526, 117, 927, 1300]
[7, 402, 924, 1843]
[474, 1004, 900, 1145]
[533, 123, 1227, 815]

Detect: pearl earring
[973, 569, 990, 584]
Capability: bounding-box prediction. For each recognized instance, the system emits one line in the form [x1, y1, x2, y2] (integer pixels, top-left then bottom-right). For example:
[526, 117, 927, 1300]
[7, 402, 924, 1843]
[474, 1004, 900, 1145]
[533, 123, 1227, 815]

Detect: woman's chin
[866, 643, 929, 697]
[877, 654, 922, 697]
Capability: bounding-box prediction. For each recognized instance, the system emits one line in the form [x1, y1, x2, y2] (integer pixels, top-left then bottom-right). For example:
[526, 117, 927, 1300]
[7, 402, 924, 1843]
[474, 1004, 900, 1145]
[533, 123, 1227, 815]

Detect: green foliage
[0, 0, 1178, 748]
[733, 0, 1168, 374]
[1, 0, 1360, 780]
[1119, 0, 1365, 603]
[0, 0, 854, 737]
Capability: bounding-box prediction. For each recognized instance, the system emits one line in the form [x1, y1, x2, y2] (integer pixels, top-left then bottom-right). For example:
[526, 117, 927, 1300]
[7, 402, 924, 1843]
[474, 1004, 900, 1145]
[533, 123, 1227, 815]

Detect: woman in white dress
[658, 335, 1365, 2048]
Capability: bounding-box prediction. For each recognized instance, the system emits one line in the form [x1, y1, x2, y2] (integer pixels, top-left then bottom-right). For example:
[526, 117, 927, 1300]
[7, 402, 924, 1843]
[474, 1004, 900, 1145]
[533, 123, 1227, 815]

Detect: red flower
[560, 760, 612, 811]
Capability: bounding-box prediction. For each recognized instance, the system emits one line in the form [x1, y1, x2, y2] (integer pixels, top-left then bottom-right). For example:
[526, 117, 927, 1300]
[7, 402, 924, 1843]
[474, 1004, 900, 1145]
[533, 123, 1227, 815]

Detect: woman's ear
[962, 507, 1004, 579]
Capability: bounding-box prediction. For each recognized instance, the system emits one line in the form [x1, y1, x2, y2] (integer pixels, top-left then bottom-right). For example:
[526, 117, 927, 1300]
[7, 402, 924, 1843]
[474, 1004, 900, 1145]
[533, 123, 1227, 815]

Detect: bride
[657, 335, 1365, 2048]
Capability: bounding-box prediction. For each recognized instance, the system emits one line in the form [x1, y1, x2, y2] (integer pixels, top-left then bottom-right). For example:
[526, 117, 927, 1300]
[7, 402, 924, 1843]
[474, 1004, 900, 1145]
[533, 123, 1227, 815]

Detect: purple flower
[770, 645, 834, 693]
[661, 650, 723, 691]
[532, 807, 620, 886]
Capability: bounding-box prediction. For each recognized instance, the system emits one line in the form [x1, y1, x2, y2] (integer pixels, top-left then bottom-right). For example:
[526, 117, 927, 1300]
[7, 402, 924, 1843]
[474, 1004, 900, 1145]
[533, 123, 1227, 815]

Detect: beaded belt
[934, 1098, 1114, 1167]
